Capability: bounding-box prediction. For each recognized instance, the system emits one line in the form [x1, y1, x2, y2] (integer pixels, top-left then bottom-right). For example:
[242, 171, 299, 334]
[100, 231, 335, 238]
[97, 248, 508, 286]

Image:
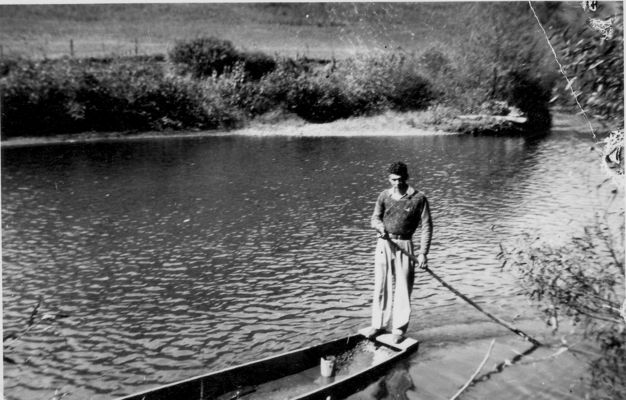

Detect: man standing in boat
[367, 161, 433, 343]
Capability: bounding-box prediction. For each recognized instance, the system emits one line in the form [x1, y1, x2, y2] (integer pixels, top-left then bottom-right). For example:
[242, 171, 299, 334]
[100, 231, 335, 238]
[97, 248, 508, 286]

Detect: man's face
[388, 173, 407, 189]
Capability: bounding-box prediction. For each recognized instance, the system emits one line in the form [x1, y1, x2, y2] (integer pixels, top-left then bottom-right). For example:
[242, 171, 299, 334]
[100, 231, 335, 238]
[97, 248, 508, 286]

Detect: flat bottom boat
[116, 328, 419, 400]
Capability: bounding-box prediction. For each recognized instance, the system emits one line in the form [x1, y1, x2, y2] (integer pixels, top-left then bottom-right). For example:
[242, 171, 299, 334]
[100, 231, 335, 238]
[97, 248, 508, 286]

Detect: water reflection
[2, 127, 617, 399]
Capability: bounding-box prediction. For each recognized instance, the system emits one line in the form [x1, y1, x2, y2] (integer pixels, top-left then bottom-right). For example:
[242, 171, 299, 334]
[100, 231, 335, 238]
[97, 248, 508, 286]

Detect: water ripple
[2, 129, 620, 399]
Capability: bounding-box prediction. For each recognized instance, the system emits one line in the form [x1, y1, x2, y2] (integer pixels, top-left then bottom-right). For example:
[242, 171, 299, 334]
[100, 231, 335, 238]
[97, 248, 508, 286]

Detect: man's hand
[377, 230, 389, 239]
[417, 253, 427, 268]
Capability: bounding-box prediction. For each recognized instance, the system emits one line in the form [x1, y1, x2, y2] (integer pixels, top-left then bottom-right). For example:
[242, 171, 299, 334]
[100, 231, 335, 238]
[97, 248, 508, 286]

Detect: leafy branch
[501, 217, 625, 399]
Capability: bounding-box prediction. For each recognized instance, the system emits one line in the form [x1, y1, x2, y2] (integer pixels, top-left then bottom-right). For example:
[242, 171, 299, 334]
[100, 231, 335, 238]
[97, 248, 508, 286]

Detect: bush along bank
[0, 37, 552, 139]
[0, 57, 238, 138]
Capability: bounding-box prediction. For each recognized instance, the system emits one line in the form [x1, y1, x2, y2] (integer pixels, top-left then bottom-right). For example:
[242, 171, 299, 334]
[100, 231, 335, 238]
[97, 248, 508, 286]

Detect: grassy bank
[1, 3, 570, 139]
[0, 49, 436, 138]
[0, 36, 554, 139]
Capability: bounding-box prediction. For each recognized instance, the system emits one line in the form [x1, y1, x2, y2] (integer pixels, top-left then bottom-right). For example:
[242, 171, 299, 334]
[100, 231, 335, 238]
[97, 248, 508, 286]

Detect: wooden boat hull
[116, 330, 418, 400]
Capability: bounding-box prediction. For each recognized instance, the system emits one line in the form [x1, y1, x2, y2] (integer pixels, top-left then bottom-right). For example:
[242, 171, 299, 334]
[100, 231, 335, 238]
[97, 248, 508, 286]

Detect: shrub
[169, 37, 240, 78]
[502, 220, 625, 400]
[0, 56, 23, 78]
[334, 56, 392, 114]
[169, 37, 277, 81]
[0, 58, 227, 138]
[240, 51, 277, 81]
[335, 54, 433, 114]
[285, 74, 353, 123]
[387, 72, 433, 111]
[203, 64, 265, 119]
[418, 47, 452, 75]
[66, 61, 215, 132]
[196, 78, 242, 129]
[207, 60, 358, 122]
[171, 46, 433, 124]
[0, 60, 77, 136]
[254, 61, 301, 110]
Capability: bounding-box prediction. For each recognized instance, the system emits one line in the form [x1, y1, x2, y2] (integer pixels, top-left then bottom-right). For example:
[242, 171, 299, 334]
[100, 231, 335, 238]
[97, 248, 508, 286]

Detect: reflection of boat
[116, 329, 418, 400]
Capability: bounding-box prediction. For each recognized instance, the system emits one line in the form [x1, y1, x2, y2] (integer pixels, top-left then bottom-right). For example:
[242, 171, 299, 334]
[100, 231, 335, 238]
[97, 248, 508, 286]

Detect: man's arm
[371, 192, 386, 235]
[419, 197, 433, 256]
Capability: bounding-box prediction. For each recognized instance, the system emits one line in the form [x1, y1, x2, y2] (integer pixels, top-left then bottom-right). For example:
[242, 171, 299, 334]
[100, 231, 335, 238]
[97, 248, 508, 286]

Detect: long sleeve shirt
[371, 186, 433, 255]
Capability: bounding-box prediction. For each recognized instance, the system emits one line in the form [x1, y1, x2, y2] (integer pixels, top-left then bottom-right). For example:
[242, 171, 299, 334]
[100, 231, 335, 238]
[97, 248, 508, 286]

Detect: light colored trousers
[371, 238, 415, 334]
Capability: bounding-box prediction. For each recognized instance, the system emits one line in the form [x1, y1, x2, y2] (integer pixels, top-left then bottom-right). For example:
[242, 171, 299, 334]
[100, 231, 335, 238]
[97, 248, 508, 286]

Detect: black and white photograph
[1, 2, 624, 399]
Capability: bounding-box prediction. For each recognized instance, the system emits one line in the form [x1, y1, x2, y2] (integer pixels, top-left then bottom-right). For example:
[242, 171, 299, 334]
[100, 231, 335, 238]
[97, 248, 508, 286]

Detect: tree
[538, 1, 624, 126]
[502, 3, 625, 398]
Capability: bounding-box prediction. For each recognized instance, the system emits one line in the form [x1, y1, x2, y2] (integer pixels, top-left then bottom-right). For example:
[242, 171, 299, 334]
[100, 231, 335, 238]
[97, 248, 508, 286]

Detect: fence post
[70, 39, 74, 57]
[135, 38, 139, 56]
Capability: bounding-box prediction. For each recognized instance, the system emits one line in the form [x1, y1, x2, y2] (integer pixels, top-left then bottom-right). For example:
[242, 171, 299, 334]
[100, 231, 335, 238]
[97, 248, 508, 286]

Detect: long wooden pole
[384, 237, 543, 346]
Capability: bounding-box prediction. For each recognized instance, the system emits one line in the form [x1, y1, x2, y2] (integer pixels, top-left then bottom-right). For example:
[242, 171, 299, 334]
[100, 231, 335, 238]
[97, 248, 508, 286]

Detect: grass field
[0, 3, 465, 59]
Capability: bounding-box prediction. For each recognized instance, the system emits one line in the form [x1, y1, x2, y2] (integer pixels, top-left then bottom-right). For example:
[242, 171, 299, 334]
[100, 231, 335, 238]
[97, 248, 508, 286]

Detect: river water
[2, 116, 622, 399]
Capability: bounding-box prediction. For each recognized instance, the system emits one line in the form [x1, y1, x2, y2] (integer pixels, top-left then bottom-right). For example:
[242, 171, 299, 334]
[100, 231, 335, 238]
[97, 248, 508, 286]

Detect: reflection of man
[366, 162, 433, 343]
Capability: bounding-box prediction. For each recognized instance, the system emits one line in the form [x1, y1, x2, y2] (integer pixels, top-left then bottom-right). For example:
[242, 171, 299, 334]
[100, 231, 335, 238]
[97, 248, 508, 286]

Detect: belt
[387, 233, 412, 240]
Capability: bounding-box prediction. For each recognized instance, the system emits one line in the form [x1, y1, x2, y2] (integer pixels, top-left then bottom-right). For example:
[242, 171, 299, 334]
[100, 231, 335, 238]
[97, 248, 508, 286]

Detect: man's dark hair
[388, 161, 409, 179]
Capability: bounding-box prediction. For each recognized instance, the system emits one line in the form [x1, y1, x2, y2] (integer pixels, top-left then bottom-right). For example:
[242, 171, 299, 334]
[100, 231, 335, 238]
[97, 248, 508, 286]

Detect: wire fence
[0, 38, 170, 61]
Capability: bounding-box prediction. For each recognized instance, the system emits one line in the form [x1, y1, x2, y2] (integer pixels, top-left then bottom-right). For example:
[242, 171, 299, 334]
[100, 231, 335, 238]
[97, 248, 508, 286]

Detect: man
[367, 161, 433, 343]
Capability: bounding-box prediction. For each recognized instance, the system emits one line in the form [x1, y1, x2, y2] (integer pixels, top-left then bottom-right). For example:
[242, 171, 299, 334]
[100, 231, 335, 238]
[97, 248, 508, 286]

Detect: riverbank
[2, 107, 551, 148]
[1, 20, 554, 142]
[0, 110, 451, 147]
